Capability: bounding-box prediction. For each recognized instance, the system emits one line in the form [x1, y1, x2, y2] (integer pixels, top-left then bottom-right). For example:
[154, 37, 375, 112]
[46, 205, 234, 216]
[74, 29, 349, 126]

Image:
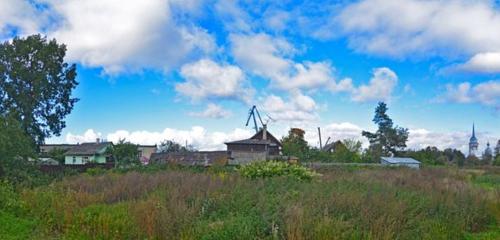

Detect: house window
[72, 156, 76, 164]
[83, 156, 89, 163]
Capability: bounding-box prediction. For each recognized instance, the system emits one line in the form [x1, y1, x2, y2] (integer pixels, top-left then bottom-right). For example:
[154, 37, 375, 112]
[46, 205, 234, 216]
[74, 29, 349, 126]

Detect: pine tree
[362, 102, 409, 159]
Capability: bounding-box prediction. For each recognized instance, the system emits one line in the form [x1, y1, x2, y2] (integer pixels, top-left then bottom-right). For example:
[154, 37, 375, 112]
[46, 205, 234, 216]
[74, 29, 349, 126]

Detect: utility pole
[318, 127, 323, 150]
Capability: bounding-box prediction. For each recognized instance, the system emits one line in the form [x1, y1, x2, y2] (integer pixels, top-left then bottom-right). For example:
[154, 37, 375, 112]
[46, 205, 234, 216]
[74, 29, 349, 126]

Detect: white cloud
[176, 59, 253, 103]
[66, 129, 102, 143]
[60, 123, 496, 153]
[0, 0, 46, 39]
[66, 127, 253, 151]
[4, 0, 215, 73]
[407, 128, 497, 154]
[439, 80, 500, 108]
[351, 67, 398, 102]
[262, 91, 319, 124]
[230, 33, 338, 91]
[458, 52, 500, 73]
[215, 0, 254, 33]
[304, 122, 366, 148]
[329, 0, 500, 59]
[189, 103, 232, 119]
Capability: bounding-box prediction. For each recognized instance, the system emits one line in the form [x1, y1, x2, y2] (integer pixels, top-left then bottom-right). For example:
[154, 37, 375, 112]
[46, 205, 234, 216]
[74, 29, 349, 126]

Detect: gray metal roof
[66, 142, 112, 155]
[225, 139, 272, 145]
[381, 157, 420, 164]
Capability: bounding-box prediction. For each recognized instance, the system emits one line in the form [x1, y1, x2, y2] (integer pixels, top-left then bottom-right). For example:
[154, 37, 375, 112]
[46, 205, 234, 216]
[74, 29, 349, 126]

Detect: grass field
[1, 166, 499, 239]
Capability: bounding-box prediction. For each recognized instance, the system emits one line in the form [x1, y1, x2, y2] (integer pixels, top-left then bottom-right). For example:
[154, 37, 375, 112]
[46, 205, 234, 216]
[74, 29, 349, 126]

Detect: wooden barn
[225, 126, 282, 165]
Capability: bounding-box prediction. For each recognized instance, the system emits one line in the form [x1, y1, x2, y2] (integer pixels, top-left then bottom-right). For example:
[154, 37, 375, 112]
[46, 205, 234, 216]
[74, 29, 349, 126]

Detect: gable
[250, 129, 282, 147]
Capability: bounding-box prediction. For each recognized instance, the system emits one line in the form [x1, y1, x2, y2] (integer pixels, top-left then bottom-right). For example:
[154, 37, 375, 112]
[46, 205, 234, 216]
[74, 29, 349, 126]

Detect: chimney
[262, 124, 267, 140]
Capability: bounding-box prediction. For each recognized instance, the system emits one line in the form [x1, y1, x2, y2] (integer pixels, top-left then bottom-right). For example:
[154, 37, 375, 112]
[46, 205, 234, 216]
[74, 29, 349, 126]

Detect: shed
[380, 157, 421, 169]
[225, 126, 282, 165]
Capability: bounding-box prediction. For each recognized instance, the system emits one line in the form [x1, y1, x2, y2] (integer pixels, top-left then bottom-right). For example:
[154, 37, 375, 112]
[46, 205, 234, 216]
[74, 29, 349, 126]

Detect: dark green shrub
[238, 161, 320, 181]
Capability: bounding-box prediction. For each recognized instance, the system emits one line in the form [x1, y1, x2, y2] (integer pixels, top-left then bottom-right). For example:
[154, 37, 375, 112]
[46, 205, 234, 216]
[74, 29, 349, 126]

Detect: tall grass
[17, 167, 500, 239]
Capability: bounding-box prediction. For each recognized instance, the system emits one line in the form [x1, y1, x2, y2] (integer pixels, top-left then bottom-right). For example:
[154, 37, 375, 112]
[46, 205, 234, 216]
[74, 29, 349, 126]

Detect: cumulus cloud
[65, 127, 253, 151]
[66, 129, 102, 143]
[0, 0, 46, 39]
[3, 0, 215, 73]
[304, 122, 366, 148]
[351, 67, 398, 102]
[262, 91, 319, 124]
[176, 59, 253, 103]
[458, 52, 500, 73]
[438, 81, 500, 108]
[305, 122, 496, 153]
[230, 33, 338, 91]
[189, 103, 232, 119]
[326, 0, 500, 60]
[407, 128, 497, 154]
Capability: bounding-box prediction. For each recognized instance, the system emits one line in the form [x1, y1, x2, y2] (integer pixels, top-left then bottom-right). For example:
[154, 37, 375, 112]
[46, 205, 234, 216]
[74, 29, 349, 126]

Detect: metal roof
[225, 139, 272, 145]
[381, 157, 420, 164]
[66, 142, 112, 155]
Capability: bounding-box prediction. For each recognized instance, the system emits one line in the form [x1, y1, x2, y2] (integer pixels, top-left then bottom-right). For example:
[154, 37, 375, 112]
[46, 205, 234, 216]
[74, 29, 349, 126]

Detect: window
[72, 156, 76, 164]
[83, 156, 89, 163]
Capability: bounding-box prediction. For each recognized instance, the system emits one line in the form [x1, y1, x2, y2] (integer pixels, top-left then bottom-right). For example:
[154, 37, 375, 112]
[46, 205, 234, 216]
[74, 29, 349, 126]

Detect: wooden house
[225, 126, 282, 165]
[64, 141, 113, 165]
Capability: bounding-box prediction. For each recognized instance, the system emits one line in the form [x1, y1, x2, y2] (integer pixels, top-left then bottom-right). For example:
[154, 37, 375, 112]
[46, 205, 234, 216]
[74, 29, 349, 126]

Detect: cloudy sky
[2, 0, 499, 153]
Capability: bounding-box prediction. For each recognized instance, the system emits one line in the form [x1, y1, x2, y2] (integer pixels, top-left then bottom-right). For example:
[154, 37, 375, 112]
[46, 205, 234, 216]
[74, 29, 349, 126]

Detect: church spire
[472, 123, 475, 138]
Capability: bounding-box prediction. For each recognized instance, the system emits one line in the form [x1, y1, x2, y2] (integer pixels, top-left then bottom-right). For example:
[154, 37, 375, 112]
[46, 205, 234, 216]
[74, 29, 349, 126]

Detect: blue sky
[2, 0, 499, 152]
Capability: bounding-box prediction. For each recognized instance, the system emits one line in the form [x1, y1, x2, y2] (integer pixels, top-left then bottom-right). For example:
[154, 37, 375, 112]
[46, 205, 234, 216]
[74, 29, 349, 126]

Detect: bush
[238, 161, 320, 181]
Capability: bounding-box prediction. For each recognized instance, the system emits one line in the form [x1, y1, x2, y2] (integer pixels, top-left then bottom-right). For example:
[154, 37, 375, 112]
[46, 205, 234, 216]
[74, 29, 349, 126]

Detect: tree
[158, 140, 196, 153]
[0, 115, 37, 184]
[0, 35, 78, 145]
[362, 102, 409, 159]
[493, 155, 500, 166]
[107, 139, 140, 167]
[46, 148, 67, 165]
[331, 139, 363, 163]
[281, 129, 309, 159]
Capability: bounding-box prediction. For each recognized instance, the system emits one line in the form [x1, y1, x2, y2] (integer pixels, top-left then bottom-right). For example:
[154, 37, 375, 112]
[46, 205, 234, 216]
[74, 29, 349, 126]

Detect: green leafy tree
[0, 35, 78, 145]
[158, 140, 196, 153]
[46, 148, 67, 165]
[362, 102, 409, 160]
[0, 115, 37, 184]
[466, 155, 480, 166]
[281, 129, 309, 160]
[493, 155, 500, 166]
[107, 139, 140, 167]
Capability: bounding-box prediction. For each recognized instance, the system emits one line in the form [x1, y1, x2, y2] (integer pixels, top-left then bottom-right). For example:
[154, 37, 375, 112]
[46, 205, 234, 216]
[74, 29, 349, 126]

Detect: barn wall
[228, 151, 267, 165]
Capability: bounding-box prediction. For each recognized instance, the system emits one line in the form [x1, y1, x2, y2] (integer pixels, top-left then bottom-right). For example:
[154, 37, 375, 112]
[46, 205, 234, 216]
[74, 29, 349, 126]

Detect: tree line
[281, 102, 500, 166]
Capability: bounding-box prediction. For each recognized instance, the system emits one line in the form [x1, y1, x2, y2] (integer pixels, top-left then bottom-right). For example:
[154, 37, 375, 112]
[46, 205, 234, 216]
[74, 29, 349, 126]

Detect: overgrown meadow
[1, 166, 499, 240]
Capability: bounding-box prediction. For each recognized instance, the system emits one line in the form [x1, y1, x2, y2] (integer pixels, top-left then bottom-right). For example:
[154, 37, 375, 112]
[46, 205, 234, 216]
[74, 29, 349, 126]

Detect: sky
[1, 0, 499, 153]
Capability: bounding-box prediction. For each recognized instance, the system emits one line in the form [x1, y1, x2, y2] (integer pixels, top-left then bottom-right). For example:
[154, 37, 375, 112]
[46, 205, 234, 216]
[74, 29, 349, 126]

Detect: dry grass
[19, 167, 500, 239]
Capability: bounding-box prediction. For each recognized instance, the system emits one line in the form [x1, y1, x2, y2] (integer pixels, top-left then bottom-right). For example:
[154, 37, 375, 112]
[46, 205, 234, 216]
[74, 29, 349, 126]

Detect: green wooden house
[64, 141, 113, 165]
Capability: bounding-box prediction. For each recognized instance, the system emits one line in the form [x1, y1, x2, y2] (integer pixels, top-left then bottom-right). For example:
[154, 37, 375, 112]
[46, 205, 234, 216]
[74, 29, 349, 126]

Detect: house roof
[381, 157, 420, 164]
[66, 142, 112, 155]
[225, 128, 282, 147]
[40, 144, 76, 152]
[225, 139, 275, 145]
